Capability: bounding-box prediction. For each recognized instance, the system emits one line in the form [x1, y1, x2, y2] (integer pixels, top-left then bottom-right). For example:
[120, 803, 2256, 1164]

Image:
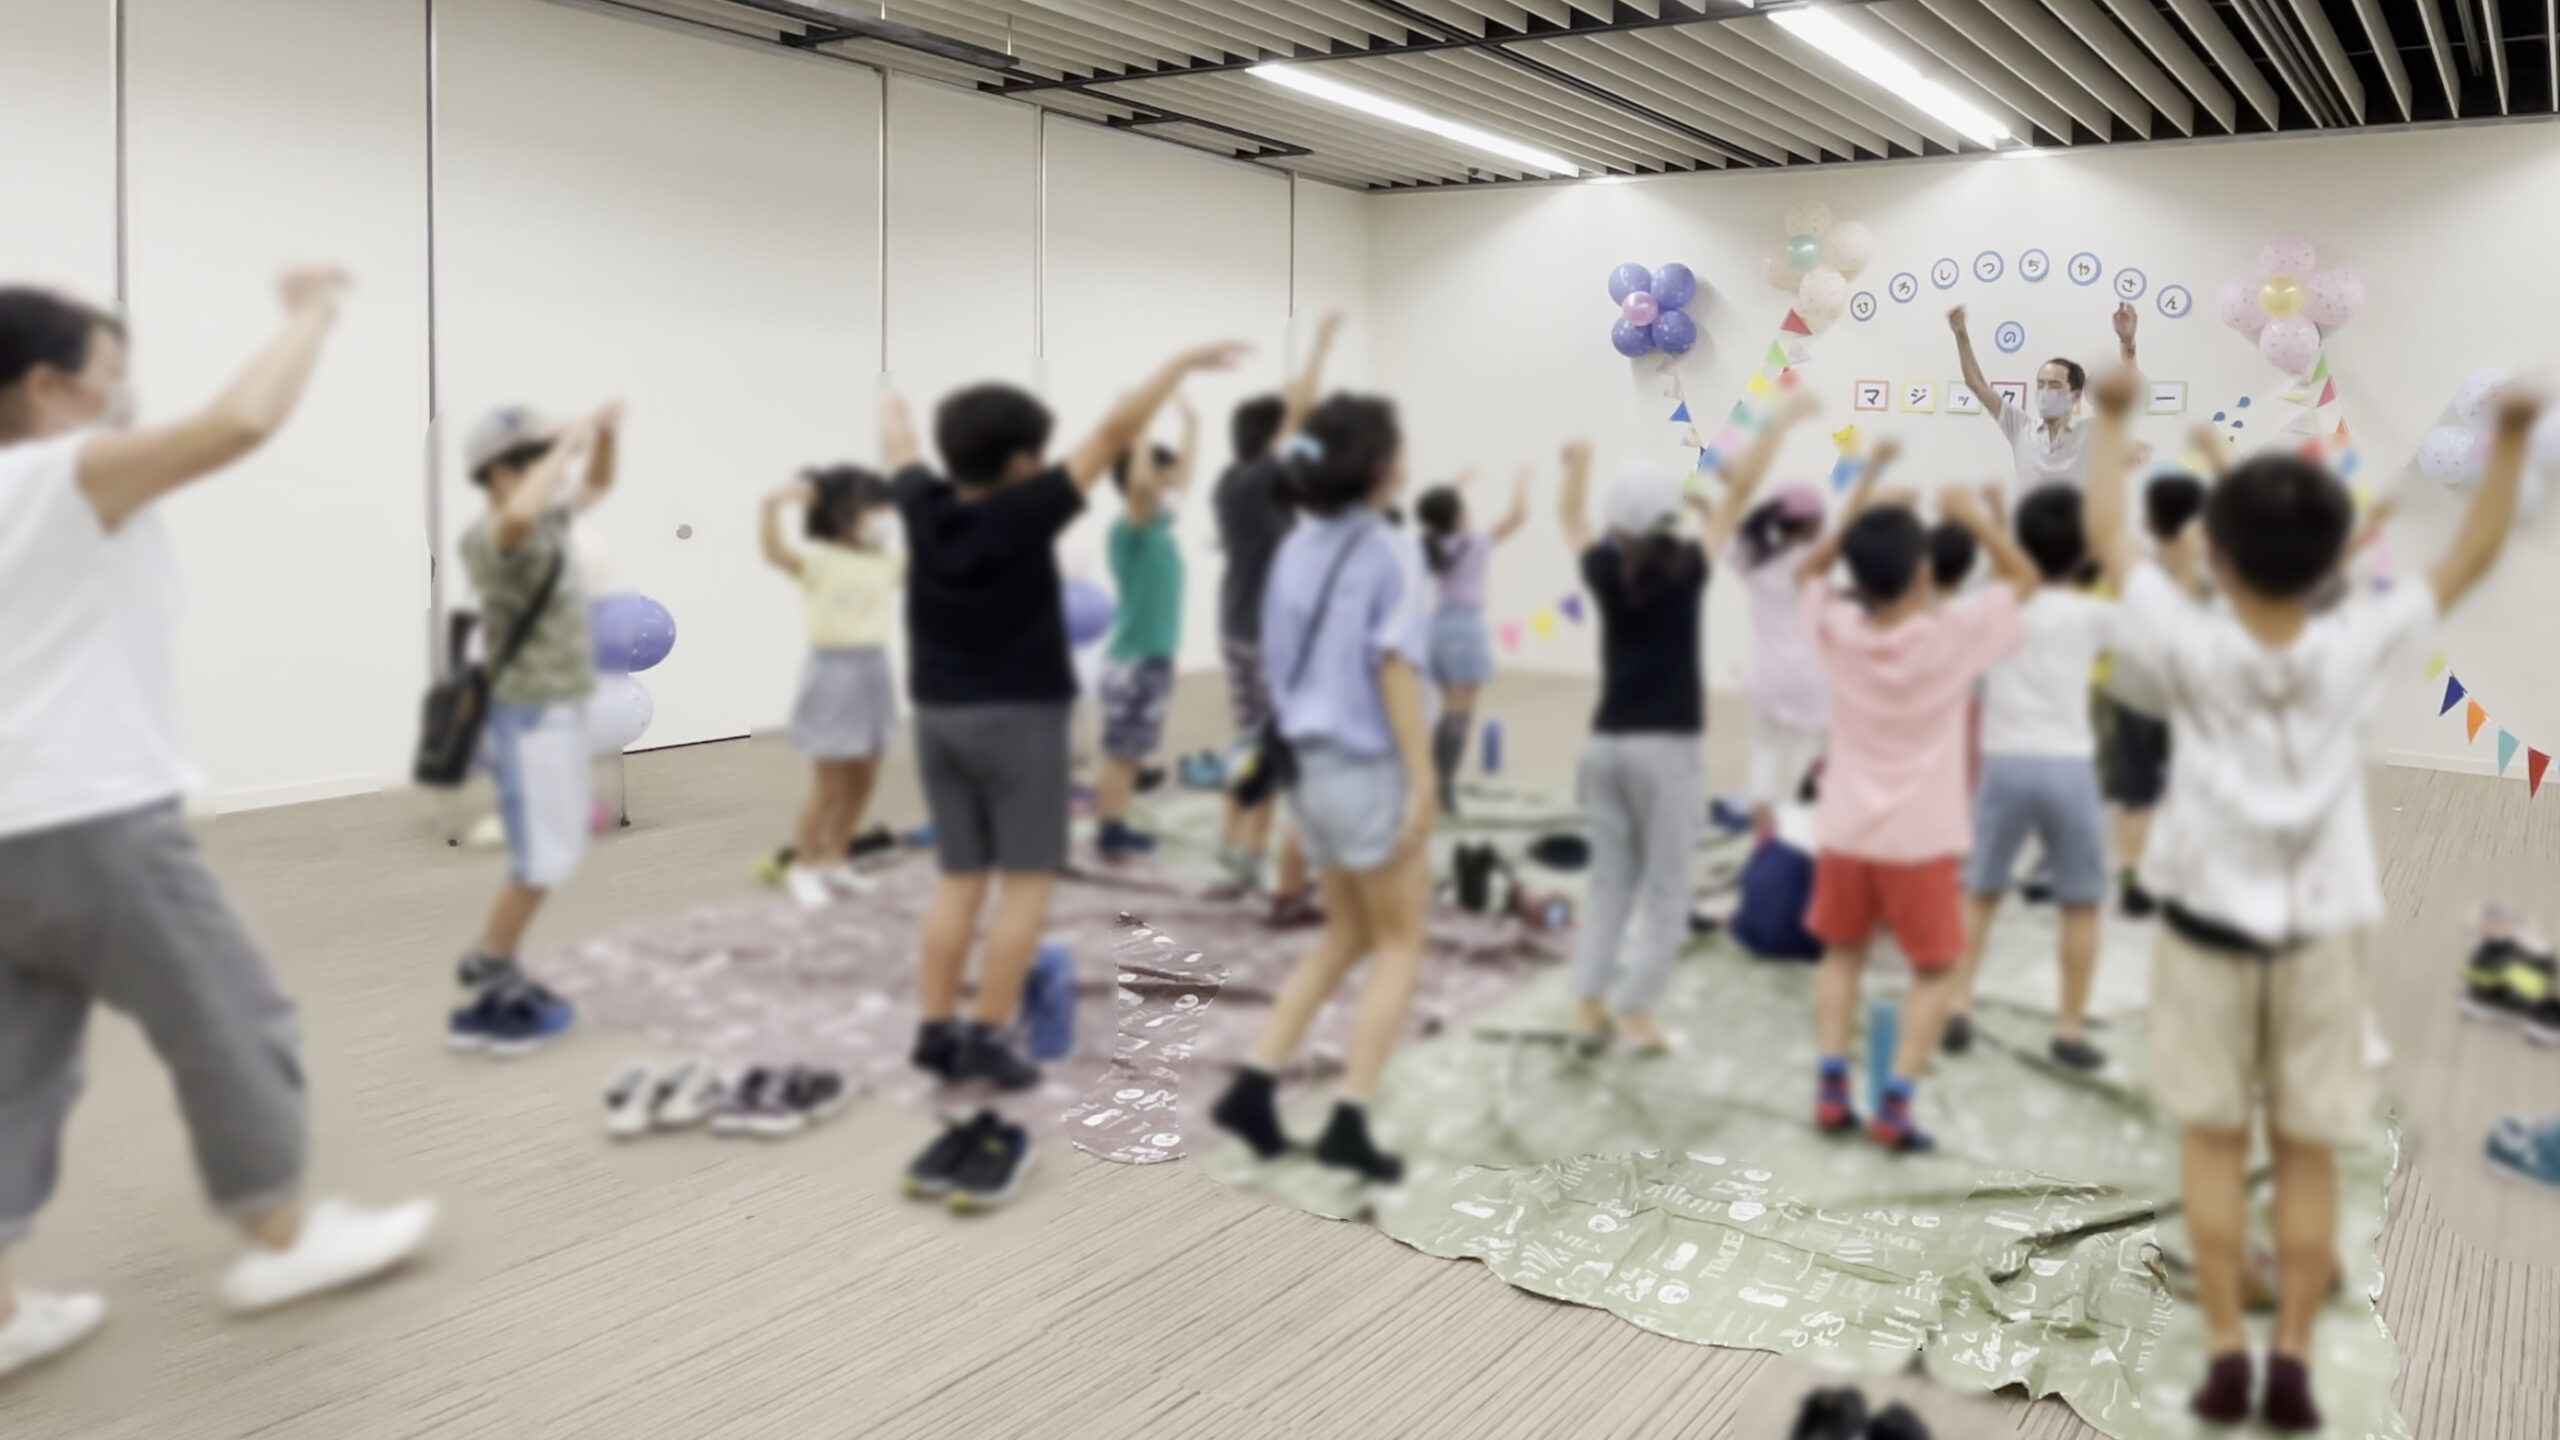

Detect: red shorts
[1805, 852, 1966, 970]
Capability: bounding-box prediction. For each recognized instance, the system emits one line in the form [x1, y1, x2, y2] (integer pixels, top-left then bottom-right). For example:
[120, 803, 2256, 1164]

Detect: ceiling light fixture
[1769, 8, 2012, 148]
[1249, 63, 1578, 176]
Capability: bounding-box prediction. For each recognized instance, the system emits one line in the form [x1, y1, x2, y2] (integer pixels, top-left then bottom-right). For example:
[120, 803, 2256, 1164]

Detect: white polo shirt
[0, 433, 197, 839]
[2115, 562, 2434, 945]
[1994, 403, 2094, 494]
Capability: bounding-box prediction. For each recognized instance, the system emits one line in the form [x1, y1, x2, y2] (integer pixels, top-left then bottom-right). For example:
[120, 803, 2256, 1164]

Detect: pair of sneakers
[784, 861, 875, 911]
[0, 1198, 439, 1380]
[604, 1057, 726, 1138]
[711, 1066, 846, 1138]
[911, 1019, 1042, 1091]
[1790, 1386, 1930, 1440]
[903, 1111, 1035, 1210]
[447, 952, 574, 1058]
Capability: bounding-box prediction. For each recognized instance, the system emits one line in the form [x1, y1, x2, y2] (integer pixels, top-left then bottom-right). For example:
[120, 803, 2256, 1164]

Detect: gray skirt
[790, 647, 897, 760]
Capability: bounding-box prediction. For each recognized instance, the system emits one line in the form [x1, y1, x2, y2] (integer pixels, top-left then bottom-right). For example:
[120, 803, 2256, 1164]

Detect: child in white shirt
[2084, 366, 2540, 1433]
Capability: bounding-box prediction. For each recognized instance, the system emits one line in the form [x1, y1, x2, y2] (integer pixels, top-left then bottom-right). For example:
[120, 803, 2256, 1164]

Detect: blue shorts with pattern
[1100, 656, 1175, 762]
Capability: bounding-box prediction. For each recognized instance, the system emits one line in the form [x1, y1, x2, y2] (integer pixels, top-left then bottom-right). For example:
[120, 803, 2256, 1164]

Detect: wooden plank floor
[1, 674, 2551, 1438]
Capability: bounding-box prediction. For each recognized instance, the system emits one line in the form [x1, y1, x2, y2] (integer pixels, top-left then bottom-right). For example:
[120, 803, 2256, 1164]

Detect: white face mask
[2035, 389, 2074, 421]
[858, 512, 893, 546]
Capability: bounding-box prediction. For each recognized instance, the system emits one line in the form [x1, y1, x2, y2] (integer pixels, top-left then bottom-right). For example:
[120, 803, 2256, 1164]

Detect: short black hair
[2146, 472, 2207, 542]
[2043, 357, 2087, 393]
[1928, 520, 1978, 590]
[471, 439, 556, 489]
[2206, 453, 2353, 600]
[804, 463, 891, 541]
[2015, 487, 2089, 582]
[1110, 443, 1177, 494]
[935, 384, 1053, 485]
[0, 288, 123, 394]
[1232, 395, 1286, 466]
[1842, 507, 1927, 606]
[1285, 394, 1400, 518]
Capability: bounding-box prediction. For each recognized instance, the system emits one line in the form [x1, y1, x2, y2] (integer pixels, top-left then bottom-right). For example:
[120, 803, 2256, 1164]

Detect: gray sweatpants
[1572, 734, 1705, 1013]
[0, 802, 305, 1247]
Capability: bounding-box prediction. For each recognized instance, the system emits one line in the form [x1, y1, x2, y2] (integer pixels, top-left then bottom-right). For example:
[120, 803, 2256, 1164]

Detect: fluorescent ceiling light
[1770, 8, 2012, 148]
[1250, 63, 1578, 176]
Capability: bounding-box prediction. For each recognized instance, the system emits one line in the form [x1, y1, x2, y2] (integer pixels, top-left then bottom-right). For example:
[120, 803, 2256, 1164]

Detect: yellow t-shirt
[802, 541, 901, 649]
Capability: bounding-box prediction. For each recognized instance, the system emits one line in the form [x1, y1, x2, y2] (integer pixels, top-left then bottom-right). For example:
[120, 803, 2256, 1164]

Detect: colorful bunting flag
[2312, 353, 2331, 383]
[1498, 621, 1521, 653]
[1745, 371, 1774, 398]
[1781, 310, 1813, 337]
[2317, 378, 2337, 407]
[1670, 402, 1691, 423]
[2280, 388, 2310, 406]
[2467, 700, 2489, 742]
[2427, 650, 2448, 679]
[1682, 427, 1702, 447]
[1777, 368, 1801, 391]
[2335, 420, 2351, 441]
[1716, 424, 1744, 453]
[1530, 610, 1557, 640]
[1785, 339, 1813, 365]
[2441, 675, 2467, 715]
[2532, 749, 2551, 797]
[1730, 401, 1756, 427]
[1560, 594, 1586, 625]
[2500, 730, 2521, 775]
[1697, 447, 1721, 473]
[1764, 341, 1790, 368]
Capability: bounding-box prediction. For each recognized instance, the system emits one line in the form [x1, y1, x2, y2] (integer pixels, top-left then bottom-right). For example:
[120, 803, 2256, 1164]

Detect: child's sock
[2189, 1352, 2252, 1425]
[2259, 1354, 2321, 1433]
[1432, 714, 1469, 812]
[1312, 1101, 1403, 1183]
[1814, 1056, 1858, 1132]
[1868, 1076, 1934, 1152]
[1209, 1066, 1290, 1158]
[457, 948, 519, 991]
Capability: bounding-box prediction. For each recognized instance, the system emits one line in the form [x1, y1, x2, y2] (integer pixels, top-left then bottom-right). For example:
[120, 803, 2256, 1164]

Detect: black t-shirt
[895, 463, 1085, 705]
[1213, 454, 1293, 644]
[1582, 541, 1708, 735]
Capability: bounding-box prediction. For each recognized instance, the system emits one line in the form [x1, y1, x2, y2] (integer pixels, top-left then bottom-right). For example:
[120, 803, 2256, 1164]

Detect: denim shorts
[1428, 608, 1494, 689]
[1964, 753, 2109, 904]
[487, 701, 591, 888]
[1287, 743, 1408, 874]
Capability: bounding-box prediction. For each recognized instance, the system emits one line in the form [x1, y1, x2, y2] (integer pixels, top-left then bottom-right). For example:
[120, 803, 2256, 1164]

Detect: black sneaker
[1788, 1386, 1869, 1440]
[911, 1019, 960, 1079]
[904, 1111, 997, 1198]
[1312, 1102, 1403, 1184]
[2119, 878, 2158, 920]
[948, 1024, 1042, 1091]
[947, 1118, 1036, 1210]
[1941, 1013, 1973, 1055]
[2050, 1035, 2108, 1073]
[1866, 1401, 1933, 1440]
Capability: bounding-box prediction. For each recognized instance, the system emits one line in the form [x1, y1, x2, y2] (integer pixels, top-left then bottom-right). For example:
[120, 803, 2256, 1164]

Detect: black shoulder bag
[1230, 525, 1373, 808]
[413, 547, 566, 788]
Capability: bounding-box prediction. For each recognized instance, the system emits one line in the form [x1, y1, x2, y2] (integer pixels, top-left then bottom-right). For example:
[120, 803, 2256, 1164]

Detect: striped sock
[1815, 1056, 1857, 1131]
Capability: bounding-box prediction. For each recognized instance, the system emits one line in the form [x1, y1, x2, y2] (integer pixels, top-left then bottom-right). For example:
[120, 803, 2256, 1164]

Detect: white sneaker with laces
[824, 863, 875, 896]
[220, 1198, 438, 1313]
[0, 1289, 105, 1377]
[605, 1062, 658, 1139]
[650, 1059, 724, 1130]
[784, 865, 834, 910]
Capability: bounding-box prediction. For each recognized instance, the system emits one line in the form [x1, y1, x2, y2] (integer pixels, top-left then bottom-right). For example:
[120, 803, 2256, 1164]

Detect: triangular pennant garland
[1669, 402, 1691, 423]
[2533, 749, 2552, 797]
[1697, 447, 1721, 473]
[1765, 341, 1790, 368]
[1781, 310, 1814, 337]
[2440, 675, 2467, 715]
[1717, 424, 1744, 453]
[2426, 650, 2448, 679]
[2467, 700, 2489, 742]
[1730, 401, 1756, 427]
[2500, 729, 2521, 775]
[1745, 371, 1774, 398]
[2312, 353, 2331, 383]
[1785, 339, 1813, 365]
[1560, 594, 1586, 625]
[1530, 610, 1557, 640]
[1778, 368, 1801, 391]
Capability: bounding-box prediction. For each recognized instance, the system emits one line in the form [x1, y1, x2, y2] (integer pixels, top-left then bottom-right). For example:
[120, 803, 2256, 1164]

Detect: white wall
[0, 0, 1370, 804]
[1363, 123, 2560, 773]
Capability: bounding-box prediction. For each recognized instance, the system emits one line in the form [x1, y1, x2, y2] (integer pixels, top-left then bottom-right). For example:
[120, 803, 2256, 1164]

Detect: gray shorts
[1287, 743, 1409, 874]
[791, 647, 898, 761]
[1965, 753, 2110, 904]
[914, 702, 1071, 874]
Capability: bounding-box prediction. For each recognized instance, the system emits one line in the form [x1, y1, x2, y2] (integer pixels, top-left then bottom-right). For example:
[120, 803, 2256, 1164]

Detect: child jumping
[1094, 398, 1197, 862]
[2084, 369, 2537, 1431]
[1413, 468, 1528, 814]
[760, 464, 901, 908]
[1801, 442, 2039, 1153]
[1210, 394, 1434, 1183]
[1717, 397, 1830, 834]
[1945, 486, 2118, 1073]
[891, 341, 1243, 1210]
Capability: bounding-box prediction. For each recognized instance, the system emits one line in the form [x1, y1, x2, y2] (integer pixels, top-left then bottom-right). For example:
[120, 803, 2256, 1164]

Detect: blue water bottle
[1482, 719, 1504, 776]
[1024, 942, 1076, 1061]
[1867, 999, 1899, 1115]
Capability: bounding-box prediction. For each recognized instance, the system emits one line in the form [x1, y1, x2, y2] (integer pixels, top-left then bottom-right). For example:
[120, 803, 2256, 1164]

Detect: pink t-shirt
[1809, 585, 2024, 863]
[1731, 540, 1829, 730]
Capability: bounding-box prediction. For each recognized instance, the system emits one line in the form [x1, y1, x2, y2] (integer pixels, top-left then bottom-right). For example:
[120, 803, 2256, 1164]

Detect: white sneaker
[824, 863, 875, 896]
[784, 865, 834, 910]
[0, 1289, 105, 1377]
[220, 1198, 438, 1313]
[605, 1062, 659, 1139]
[650, 1058, 725, 1130]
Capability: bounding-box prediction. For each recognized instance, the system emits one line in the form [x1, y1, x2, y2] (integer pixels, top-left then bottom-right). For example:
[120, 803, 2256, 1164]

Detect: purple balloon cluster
[1606, 262, 1700, 358]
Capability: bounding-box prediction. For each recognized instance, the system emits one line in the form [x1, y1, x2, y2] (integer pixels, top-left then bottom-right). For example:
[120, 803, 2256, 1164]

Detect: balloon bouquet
[2416, 369, 2560, 516]
[2217, 233, 2363, 376]
[1762, 200, 1874, 332]
[1607, 262, 1703, 358]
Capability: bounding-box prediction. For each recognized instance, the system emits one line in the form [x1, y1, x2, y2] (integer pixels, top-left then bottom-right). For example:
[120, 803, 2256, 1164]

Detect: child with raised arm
[1093, 399, 1197, 863]
[892, 342, 1244, 1210]
[2083, 368, 2539, 1431]
[1413, 467, 1528, 814]
[1944, 486, 2119, 1073]
[760, 464, 901, 908]
[1800, 442, 2038, 1153]
[0, 275, 435, 1377]
[1715, 394, 1831, 836]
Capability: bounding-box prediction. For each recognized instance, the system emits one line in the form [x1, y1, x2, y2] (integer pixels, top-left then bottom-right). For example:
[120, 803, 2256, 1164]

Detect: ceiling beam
[1867, 1, 2078, 144]
[2410, 0, 2464, 115]
[1974, 0, 2154, 135]
[2038, 0, 2196, 134]
[2089, 0, 2236, 132]
[2333, 0, 2414, 119]
[2281, 0, 2370, 121]
[2155, 0, 2283, 127]
[1913, 0, 2117, 137]
[2482, 0, 2513, 112]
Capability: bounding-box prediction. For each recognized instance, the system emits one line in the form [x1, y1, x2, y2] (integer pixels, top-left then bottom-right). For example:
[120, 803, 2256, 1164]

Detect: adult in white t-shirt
[0, 272, 434, 1380]
[1949, 303, 2140, 497]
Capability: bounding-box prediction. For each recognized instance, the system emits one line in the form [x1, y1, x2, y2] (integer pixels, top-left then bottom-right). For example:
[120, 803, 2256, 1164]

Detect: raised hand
[1947, 305, 1969, 337]
[278, 266, 349, 314]
[2089, 365, 2142, 419]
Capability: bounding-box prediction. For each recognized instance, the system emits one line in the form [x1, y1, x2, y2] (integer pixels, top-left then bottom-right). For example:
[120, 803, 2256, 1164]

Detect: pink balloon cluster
[1760, 199, 1872, 333]
[2217, 233, 2363, 377]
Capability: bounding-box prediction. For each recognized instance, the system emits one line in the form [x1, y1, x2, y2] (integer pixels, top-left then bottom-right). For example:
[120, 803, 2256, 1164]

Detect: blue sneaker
[1096, 821, 1157, 861]
[2486, 1115, 2560, 1190]
[448, 981, 575, 1059]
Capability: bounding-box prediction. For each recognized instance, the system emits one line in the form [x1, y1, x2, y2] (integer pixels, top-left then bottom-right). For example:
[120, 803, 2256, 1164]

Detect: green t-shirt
[461, 508, 594, 708]
[1106, 512, 1184, 662]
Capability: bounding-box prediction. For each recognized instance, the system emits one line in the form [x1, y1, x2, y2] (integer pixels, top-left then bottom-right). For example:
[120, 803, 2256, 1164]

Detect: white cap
[463, 405, 554, 477]
[1604, 467, 1683, 537]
